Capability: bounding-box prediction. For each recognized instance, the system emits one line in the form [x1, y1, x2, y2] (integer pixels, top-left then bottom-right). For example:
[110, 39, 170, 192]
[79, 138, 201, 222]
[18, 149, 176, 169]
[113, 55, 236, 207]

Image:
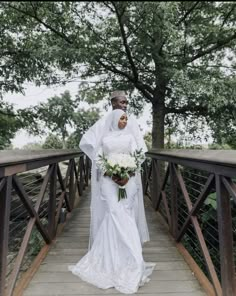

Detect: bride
[69, 109, 155, 294]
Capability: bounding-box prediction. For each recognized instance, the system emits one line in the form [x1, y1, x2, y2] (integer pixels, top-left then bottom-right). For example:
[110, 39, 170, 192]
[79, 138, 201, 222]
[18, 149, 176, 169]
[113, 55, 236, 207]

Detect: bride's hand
[112, 177, 129, 186]
[129, 172, 135, 177]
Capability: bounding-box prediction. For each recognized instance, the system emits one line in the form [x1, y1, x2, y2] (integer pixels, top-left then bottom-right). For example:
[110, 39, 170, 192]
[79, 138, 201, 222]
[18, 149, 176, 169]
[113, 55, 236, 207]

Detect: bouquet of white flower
[97, 149, 145, 201]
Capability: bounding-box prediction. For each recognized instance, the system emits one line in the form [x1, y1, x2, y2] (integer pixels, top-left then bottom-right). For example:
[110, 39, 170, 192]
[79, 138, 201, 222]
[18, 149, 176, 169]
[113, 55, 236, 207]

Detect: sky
[3, 81, 152, 148]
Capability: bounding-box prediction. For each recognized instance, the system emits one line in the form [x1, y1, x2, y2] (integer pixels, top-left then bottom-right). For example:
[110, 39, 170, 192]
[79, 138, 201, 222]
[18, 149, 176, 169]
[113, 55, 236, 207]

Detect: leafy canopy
[0, 2, 235, 148]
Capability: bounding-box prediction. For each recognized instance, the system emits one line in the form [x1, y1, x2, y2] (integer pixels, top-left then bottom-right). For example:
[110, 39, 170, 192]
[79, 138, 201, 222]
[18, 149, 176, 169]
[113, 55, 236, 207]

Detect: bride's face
[118, 114, 128, 129]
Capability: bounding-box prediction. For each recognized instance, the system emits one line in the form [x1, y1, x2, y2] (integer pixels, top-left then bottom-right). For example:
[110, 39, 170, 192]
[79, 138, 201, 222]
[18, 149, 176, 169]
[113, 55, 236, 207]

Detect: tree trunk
[62, 133, 66, 149]
[152, 101, 165, 149]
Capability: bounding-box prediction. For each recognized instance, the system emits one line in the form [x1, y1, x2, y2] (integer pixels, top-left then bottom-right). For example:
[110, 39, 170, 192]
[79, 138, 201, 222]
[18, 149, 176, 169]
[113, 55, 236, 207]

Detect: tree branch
[134, 81, 154, 102]
[97, 59, 133, 80]
[176, 2, 201, 26]
[186, 64, 236, 71]
[103, 2, 116, 13]
[0, 50, 31, 58]
[72, 7, 107, 45]
[166, 105, 208, 115]
[185, 32, 236, 64]
[112, 2, 139, 81]
[97, 59, 154, 101]
[221, 4, 236, 29]
[0, 110, 17, 117]
[7, 3, 74, 45]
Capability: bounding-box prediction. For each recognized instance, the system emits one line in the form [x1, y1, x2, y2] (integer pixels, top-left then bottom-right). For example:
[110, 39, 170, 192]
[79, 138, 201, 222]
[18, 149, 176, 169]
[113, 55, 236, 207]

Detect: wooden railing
[142, 149, 236, 296]
[0, 150, 90, 296]
[2, 148, 236, 295]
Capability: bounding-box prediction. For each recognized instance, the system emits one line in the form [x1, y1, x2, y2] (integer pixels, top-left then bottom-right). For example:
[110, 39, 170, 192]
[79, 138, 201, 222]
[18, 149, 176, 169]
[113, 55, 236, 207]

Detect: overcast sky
[3, 81, 152, 148]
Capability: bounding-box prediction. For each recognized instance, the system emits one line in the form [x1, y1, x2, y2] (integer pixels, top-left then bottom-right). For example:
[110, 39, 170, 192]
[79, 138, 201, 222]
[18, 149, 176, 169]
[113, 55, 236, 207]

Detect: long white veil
[80, 110, 150, 249]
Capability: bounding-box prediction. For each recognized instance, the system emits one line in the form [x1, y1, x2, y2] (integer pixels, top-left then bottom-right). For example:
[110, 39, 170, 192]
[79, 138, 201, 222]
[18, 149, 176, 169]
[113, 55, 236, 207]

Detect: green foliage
[28, 220, 47, 256]
[22, 142, 42, 150]
[0, 100, 22, 149]
[28, 229, 43, 256]
[66, 108, 100, 149]
[0, 2, 75, 94]
[144, 132, 152, 150]
[0, 96, 43, 150]
[42, 134, 63, 149]
[74, 2, 236, 147]
[34, 90, 76, 147]
[203, 76, 236, 147]
[73, 108, 100, 137]
[1, 88, 101, 149]
[208, 143, 232, 150]
[204, 192, 217, 210]
[0, 2, 236, 148]
[66, 133, 78, 149]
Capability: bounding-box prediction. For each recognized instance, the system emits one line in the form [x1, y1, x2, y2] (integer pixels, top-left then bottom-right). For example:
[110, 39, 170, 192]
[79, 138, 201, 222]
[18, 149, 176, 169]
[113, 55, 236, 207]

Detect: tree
[34, 90, 77, 148]
[0, 100, 22, 149]
[0, 2, 71, 95]
[66, 108, 100, 149]
[1, 2, 236, 148]
[22, 142, 42, 150]
[75, 2, 236, 149]
[33, 91, 100, 148]
[0, 96, 42, 149]
[42, 134, 63, 149]
[206, 78, 236, 148]
[143, 132, 152, 151]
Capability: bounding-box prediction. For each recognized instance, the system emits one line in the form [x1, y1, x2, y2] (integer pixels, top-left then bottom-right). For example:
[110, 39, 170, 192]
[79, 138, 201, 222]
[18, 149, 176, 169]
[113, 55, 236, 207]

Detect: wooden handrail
[143, 149, 236, 296]
[0, 150, 90, 296]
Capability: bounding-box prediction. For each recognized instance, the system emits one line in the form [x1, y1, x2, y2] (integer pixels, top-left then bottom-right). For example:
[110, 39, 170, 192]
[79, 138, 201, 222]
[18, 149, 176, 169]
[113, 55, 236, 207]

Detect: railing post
[69, 160, 75, 209]
[216, 175, 236, 296]
[0, 177, 12, 296]
[79, 156, 84, 196]
[141, 161, 146, 194]
[151, 159, 160, 208]
[48, 164, 57, 239]
[140, 159, 148, 195]
[170, 163, 178, 239]
[85, 156, 90, 187]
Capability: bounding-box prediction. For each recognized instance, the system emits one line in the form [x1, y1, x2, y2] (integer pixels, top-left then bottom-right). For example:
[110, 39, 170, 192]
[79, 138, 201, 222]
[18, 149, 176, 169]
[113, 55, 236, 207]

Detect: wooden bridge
[0, 150, 236, 296]
[22, 189, 206, 296]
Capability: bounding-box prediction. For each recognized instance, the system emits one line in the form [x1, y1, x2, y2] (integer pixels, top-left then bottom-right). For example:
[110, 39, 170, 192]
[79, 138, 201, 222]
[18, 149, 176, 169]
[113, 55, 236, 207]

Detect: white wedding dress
[69, 133, 155, 294]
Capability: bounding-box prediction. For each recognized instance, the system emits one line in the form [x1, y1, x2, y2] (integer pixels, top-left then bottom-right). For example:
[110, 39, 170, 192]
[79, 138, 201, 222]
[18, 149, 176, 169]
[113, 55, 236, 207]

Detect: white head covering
[108, 109, 147, 155]
[110, 109, 126, 132]
[94, 110, 128, 156]
[79, 109, 147, 161]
